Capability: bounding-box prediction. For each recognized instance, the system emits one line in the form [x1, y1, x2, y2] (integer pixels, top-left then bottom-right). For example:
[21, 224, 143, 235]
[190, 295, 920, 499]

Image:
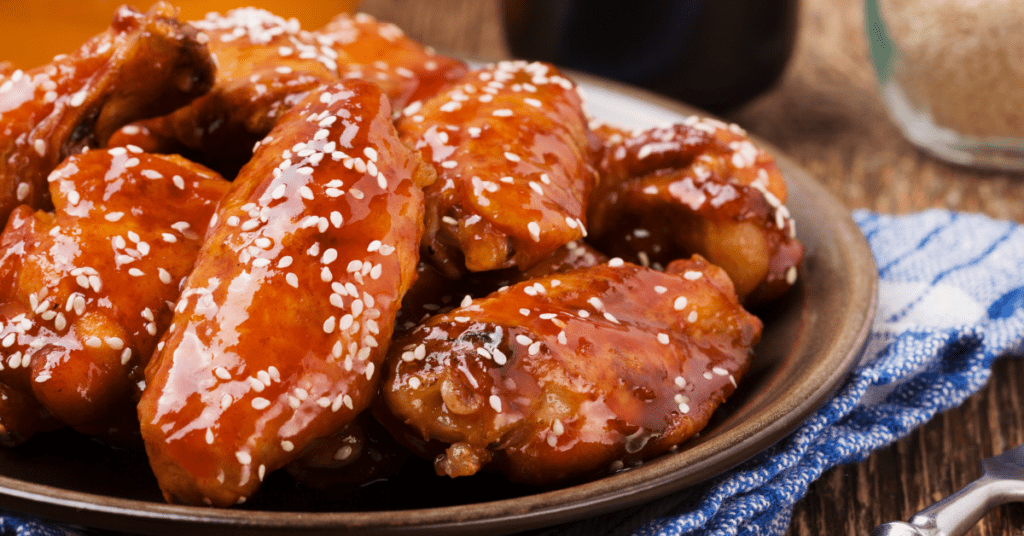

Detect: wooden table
[359, 0, 1024, 534]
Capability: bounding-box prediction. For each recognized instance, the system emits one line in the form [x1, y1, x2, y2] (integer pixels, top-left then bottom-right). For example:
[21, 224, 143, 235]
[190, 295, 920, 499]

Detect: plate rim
[0, 71, 878, 536]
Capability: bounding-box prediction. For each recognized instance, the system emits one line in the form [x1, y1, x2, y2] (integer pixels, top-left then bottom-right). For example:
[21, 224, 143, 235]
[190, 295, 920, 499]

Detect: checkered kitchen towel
[5, 209, 1024, 535]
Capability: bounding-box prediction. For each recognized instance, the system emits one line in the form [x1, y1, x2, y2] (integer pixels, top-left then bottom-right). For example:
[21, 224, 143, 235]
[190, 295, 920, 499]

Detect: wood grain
[360, 1, 1024, 534]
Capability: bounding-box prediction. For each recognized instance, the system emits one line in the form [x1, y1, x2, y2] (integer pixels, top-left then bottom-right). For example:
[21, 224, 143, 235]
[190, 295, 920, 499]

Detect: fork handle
[872, 474, 1021, 536]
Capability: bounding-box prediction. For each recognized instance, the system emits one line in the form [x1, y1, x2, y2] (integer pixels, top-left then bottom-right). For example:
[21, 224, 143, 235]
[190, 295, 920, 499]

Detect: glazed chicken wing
[397, 61, 598, 277]
[588, 118, 804, 305]
[109, 8, 341, 177]
[0, 148, 228, 446]
[319, 12, 468, 110]
[380, 256, 761, 485]
[0, 2, 215, 227]
[138, 79, 434, 507]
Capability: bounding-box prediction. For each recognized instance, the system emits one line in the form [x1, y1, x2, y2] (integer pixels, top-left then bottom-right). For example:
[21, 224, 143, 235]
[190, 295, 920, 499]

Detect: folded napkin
[4, 209, 1024, 536]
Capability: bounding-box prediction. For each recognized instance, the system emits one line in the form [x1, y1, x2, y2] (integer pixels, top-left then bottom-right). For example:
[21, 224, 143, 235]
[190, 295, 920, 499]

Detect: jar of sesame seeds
[866, 0, 1024, 171]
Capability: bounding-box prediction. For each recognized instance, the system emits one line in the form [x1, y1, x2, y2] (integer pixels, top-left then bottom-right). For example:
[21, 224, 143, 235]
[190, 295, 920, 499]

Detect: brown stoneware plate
[0, 72, 878, 535]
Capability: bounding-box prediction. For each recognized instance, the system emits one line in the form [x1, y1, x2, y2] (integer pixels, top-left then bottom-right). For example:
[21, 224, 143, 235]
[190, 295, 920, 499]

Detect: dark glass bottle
[503, 0, 799, 113]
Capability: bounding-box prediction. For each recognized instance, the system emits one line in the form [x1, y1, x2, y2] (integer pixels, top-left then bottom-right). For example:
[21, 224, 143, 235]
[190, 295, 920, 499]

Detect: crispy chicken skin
[319, 12, 468, 110]
[380, 256, 761, 485]
[397, 61, 598, 277]
[0, 149, 228, 446]
[0, 2, 215, 227]
[138, 79, 434, 507]
[109, 8, 341, 177]
[588, 118, 804, 305]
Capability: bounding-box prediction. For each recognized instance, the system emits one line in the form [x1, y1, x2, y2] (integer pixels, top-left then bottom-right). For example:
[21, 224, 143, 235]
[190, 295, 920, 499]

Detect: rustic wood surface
[358, 0, 1024, 534]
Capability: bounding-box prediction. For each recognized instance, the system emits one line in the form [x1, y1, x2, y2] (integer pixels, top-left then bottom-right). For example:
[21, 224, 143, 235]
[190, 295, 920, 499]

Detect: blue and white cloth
[4, 209, 1024, 536]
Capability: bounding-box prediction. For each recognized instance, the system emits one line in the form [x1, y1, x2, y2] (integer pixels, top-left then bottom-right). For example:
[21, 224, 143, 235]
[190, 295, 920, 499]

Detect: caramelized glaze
[319, 12, 468, 110]
[0, 1, 215, 227]
[138, 79, 432, 507]
[0, 149, 227, 445]
[588, 118, 804, 305]
[397, 61, 598, 276]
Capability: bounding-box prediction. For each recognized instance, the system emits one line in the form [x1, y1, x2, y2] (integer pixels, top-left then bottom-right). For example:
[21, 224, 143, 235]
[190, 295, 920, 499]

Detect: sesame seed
[608, 257, 624, 268]
[252, 398, 271, 410]
[236, 451, 252, 465]
[684, 270, 703, 280]
[528, 222, 541, 241]
[489, 395, 502, 412]
[674, 297, 688, 311]
[658, 333, 670, 344]
[654, 286, 668, 294]
[688, 311, 699, 322]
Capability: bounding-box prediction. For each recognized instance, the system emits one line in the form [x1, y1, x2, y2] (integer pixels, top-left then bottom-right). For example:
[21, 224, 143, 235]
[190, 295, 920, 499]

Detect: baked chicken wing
[0, 148, 228, 446]
[319, 12, 468, 110]
[0, 2, 215, 227]
[138, 79, 433, 507]
[380, 255, 761, 485]
[397, 61, 598, 276]
[588, 118, 804, 305]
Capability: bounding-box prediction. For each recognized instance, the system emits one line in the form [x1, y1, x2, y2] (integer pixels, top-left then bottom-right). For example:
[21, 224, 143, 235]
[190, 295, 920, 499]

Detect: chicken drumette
[0, 2, 215, 226]
[138, 79, 434, 507]
[0, 148, 228, 446]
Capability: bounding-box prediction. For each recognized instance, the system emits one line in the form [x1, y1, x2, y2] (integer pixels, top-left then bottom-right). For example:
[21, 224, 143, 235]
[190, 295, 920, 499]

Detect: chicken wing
[319, 12, 468, 110]
[588, 118, 804, 305]
[138, 79, 434, 507]
[0, 148, 228, 446]
[397, 61, 598, 277]
[380, 255, 761, 485]
[109, 8, 341, 177]
[0, 2, 215, 227]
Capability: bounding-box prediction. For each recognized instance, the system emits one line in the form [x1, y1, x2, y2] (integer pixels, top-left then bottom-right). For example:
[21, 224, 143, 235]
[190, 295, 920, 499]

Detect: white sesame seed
[489, 395, 502, 412]
[674, 296, 688, 311]
[252, 397, 271, 410]
[688, 311, 699, 322]
[528, 221, 541, 241]
[236, 451, 252, 465]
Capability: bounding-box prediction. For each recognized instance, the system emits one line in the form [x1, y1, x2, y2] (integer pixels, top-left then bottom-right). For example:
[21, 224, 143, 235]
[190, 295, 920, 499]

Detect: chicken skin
[0, 148, 228, 446]
[588, 118, 804, 305]
[380, 255, 761, 485]
[0, 2, 215, 227]
[397, 61, 598, 277]
[138, 79, 434, 507]
[319, 12, 468, 110]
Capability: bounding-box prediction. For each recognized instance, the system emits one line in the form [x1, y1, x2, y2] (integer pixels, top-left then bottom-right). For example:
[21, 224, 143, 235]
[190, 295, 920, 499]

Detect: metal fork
[871, 443, 1024, 536]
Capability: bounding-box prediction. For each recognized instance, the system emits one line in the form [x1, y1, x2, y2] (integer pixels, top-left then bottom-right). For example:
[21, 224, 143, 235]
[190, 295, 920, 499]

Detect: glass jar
[866, 0, 1024, 171]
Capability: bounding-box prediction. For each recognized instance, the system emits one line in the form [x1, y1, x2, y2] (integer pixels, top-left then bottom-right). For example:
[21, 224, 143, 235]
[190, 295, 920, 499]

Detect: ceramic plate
[0, 73, 877, 535]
